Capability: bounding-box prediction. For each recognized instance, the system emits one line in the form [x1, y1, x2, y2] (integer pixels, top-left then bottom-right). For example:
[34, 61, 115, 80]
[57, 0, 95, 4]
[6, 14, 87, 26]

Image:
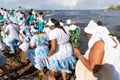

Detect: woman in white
[75, 20, 120, 80]
[47, 18, 76, 80]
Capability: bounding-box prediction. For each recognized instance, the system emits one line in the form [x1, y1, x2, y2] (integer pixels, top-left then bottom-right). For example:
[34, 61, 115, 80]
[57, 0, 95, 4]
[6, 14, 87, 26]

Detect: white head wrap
[84, 20, 100, 34]
[46, 18, 54, 27]
[85, 20, 116, 48]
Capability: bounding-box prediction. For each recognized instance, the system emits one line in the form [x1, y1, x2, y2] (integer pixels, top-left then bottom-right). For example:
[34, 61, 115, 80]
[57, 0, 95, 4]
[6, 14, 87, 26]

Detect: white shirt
[43, 27, 51, 36]
[5, 24, 19, 41]
[49, 28, 73, 60]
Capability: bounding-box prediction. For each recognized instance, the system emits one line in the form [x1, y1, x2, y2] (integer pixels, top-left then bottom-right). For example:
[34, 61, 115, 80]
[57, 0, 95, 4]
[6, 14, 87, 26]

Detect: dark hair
[29, 12, 32, 15]
[20, 17, 23, 20]
[23, 31, 26, 35]
[30, 9, 33, 12]
[51, 18, 66, 34]
[97, 21, 102, 26]
[1, 7, 3, 10]
[39, 12, 43, 15]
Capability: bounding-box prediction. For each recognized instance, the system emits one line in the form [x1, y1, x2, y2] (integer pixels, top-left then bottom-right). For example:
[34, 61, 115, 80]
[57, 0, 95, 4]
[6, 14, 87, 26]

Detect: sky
[0, 0, 120, 10]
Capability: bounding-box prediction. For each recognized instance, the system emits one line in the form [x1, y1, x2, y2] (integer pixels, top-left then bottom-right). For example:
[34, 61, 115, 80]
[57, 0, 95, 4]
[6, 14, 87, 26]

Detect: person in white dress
[47, 18, 76, 80]
[75, 20, 120, 80]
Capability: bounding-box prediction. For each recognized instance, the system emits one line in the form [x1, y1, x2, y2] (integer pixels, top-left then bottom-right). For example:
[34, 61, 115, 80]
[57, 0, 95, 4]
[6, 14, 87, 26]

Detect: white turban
[84, 20, 100, 34]
[85, 20, 116, 47]
[84, 20, 110, 35]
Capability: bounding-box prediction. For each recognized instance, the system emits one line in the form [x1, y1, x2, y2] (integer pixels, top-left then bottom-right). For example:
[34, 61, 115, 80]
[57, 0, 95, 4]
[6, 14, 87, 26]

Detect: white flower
[66, 19, 72, 25]
[69, 24, 77, 30]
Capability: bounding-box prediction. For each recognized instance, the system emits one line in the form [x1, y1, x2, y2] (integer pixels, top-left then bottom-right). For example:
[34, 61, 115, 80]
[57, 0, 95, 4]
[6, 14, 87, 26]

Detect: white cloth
[19, 35, 30, 53]
[63, 26, 70, 36]
[5, 24, 19, 42]
[76, 22, 120, 80]
[84, 20, 101, 34]
[85, 33, 120, 80]
[43, 27, 51, 36]
[27, 33, 49, 70]
[38, 16, 44, 22]
[46, 18, 54, 27]
[49, 28, 73, 60]
[19, 42, 29, 53]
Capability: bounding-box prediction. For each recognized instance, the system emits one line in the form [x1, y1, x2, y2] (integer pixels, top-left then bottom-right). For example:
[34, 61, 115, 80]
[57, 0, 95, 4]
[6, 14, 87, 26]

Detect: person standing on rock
[47, 18, 76, 80]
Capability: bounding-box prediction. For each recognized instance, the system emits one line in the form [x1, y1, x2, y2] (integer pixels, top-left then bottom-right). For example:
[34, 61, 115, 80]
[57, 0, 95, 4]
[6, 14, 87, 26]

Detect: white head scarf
[85, 20, 116, 48]
[84, 20, 101, 34]
[46, 18, 54, 27]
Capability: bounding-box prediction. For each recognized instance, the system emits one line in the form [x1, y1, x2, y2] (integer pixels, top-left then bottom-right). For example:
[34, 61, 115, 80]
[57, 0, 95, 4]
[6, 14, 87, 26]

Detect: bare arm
[79, 40, 105, 72]
[42, 11, 49, 17]
[47, 39, 57, 57]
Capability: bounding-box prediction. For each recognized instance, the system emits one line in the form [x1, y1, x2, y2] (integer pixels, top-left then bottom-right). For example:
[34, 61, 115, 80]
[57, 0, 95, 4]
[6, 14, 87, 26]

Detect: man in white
[5, 21, 19, 54]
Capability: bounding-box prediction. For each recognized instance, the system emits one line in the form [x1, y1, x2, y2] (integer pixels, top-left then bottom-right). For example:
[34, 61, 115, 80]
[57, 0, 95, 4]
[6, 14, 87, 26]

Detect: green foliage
[69, 30, 81, 48]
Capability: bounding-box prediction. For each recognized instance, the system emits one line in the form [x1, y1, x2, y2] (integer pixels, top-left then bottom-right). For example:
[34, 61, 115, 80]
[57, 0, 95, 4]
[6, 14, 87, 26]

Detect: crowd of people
[0, 7, 120, 80]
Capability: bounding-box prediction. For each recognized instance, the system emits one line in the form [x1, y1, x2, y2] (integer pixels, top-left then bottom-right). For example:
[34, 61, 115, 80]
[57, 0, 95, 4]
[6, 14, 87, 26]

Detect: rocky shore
[0, 45, 77, 80]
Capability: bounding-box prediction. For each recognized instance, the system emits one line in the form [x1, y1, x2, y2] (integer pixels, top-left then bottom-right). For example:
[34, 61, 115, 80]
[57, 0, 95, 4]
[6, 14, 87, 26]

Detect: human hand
[48, 56, 50, 60]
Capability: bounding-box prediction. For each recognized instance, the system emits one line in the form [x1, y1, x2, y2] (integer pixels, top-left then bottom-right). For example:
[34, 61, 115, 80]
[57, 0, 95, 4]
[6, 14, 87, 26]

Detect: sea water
[24, 10, 120, 53]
